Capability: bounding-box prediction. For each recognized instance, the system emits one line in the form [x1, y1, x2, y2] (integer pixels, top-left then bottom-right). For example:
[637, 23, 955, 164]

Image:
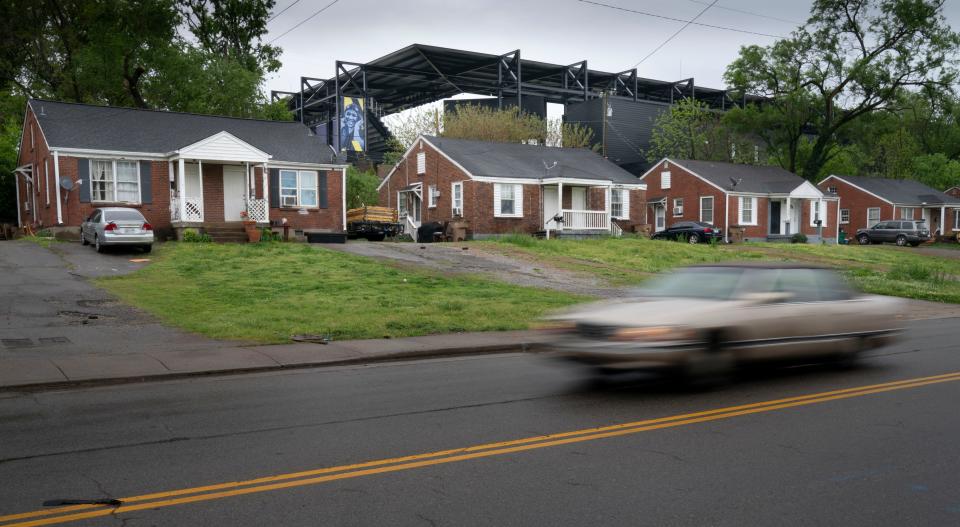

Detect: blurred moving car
[856, 220, 929, 247]
[651, 221, 723, 244]
[80, 207, 154, 253]
[544, 263, 902, 379]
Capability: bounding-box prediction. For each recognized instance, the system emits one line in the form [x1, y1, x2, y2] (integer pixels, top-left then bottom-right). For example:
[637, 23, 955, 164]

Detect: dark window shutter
[319, 172, 328, 209]
[269, 168, 280, 208]
[139, 161, 152, 204]
[77, 158, 90, 203]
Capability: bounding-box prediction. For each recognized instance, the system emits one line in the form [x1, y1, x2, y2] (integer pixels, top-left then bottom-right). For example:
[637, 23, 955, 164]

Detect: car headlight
[610, 326, 695, 342]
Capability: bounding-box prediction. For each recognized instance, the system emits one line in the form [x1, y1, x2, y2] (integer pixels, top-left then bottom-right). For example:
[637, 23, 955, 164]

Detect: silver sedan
[80, 207, 154, 253]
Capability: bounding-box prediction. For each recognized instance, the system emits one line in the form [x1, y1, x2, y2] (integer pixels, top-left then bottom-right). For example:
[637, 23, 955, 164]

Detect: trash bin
[838, 229, 847, 245]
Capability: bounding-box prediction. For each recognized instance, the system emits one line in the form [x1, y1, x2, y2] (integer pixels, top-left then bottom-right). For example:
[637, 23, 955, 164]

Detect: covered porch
[542, 179, 627, 237]
[767, 181, 827, 240]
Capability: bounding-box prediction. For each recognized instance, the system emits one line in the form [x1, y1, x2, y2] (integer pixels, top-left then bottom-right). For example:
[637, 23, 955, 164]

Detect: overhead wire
[576, 0, 786, 39]
[267, 0, 303, 23]
[683, 0, 802, 25]
[631, 0, 720, 68]
[267, 0, 341, 44]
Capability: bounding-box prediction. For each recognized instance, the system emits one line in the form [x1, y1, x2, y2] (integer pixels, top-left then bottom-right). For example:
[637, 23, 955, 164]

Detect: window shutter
[139, 161, 152, 204]
[318, 172, 328, 209]
[514, 184, 523, 217]
[269, 168, 280, 208]
[661, 171, 671, 189]
[493, 184, 502, 216]
[77, 158, 90, 203]
[417, 152, 426, 174]
[621, 189, 630, 219]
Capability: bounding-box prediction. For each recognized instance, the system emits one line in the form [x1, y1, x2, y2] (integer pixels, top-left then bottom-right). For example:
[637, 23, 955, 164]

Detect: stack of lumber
[347, 206, 398, 223]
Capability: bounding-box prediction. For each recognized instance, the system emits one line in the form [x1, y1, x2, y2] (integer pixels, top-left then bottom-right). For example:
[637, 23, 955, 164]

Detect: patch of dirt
[324, 242, 629, 298]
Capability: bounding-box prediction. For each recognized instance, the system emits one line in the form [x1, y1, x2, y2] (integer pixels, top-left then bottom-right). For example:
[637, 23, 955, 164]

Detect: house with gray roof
[377, 135, 646, 239]
[13, 99, 348, 239]
[639, 158, 839, 243]
[818, 174, 960, 238]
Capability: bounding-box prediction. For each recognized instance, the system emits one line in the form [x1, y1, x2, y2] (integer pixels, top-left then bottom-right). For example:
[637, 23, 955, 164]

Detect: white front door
[543, 186, 560, 228]
[655, 204, 666, 231]
[223, 166, 246, 221]
[571, 187, 587, 210]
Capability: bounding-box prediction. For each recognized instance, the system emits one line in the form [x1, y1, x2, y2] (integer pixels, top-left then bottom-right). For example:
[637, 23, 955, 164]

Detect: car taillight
[104, 222, 118, 231]
[142, 223, 153, 231]
[704, 227, 713, 233]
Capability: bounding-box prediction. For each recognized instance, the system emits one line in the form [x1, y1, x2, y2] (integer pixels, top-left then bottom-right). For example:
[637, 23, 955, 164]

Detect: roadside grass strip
[5, 371, 960, 526]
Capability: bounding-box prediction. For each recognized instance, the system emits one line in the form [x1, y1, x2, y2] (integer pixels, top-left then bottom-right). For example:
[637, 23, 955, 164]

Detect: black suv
[856, 220, 930, 247]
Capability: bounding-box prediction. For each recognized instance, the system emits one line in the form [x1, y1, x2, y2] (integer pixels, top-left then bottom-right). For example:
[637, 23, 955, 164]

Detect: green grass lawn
[481, 235, 960, 304]
[96, 242, 584, 343]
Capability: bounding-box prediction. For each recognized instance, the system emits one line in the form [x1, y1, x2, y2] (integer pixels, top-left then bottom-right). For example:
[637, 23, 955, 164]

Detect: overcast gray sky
[264, 0, 960, 110]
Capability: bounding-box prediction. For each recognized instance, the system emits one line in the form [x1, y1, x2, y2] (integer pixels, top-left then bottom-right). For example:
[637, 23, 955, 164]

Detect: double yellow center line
[4, 370, 960, 527]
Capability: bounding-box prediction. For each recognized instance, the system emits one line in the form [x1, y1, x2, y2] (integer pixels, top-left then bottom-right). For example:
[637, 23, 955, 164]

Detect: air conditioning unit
[673, 206, 683, 216]
[453, 207, 463, 217]
[282, 196, 297, 207]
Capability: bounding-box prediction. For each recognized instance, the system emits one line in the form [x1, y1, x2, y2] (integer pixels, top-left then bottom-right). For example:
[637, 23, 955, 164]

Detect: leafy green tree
[725, 0, 960, 180]
[442, 106, 546, 144]
[177, 0, 280, 75]
[346, 167, 380, 209]
[911, 153, 960, 189]
[647, 98, 760, 164]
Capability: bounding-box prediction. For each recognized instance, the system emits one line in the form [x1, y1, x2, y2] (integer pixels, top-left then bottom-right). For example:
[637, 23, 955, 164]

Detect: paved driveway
[0, 240, 238, 359]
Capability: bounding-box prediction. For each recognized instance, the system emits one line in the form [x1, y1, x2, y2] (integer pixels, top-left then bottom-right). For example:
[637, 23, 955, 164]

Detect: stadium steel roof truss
[272, 44, 761, 126]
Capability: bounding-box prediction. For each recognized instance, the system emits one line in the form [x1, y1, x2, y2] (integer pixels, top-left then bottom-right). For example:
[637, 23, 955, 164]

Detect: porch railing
[405, 214, 419, 241]
[170, 196, 204, 223]
[246, 198, 268, 223]
[610, 222, 623, 238]
[562, 210, 609, 230]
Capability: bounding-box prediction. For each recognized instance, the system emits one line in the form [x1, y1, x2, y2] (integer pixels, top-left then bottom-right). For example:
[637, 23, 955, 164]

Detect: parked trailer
[346, 206, 403, 241]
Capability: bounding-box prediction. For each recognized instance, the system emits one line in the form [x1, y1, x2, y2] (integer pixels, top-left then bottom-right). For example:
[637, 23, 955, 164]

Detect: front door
[223, 166, 246, 221]
[543, 187, 560, 228]
[769, 201, 781, 235]
[654, 205, 666, 231]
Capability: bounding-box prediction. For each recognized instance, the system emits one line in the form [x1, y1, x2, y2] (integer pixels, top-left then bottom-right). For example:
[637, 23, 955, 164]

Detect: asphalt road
[2, 318, 960, 526]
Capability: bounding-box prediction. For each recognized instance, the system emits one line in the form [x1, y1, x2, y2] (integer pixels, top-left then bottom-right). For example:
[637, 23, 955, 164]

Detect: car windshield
[633, 267, 745, 300]
[104, 210, 145, 222]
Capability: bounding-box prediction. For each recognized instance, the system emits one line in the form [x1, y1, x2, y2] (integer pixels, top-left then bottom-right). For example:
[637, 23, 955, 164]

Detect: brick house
[818, 175, 960, 238]
[12, 99, 348, 240]
[377, 136, 646, 239]
[639, 158, 839, 243]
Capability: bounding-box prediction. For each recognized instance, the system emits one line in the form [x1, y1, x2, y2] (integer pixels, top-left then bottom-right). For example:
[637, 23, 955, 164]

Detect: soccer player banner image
[339, 97, 365, 152]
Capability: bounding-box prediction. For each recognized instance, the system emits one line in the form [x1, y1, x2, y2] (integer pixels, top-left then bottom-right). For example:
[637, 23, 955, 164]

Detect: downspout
[835, 199, 840, 244]
[341, 166, 347, 231]
[14, 171, 21, 228]
[723, 192, 729, 243]
[53, 151, 62, 225]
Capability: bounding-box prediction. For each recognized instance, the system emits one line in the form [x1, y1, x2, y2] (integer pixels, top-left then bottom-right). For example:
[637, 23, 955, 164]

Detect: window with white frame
[900, 207, 914, 220]
[494, 183, 522, 217]
[416, 152, 426, 174]
[867, 207, 880, 227]
[661, 171, 671, 189]
[955, 210, 960, 231]
[738, 196, 757, 225]
[90, 159, 140, 203]
[809, 200, 828, 227]
[840, 208, 850, 224]
[827, 186, 837, 194]
[700, 196, 714, 224]
[673, 197, 684, 217]
[611, 188, 629, 219]
[451, 182, 463, 215]
[428, 185, 438, 208]
[279, 169, 318, 207]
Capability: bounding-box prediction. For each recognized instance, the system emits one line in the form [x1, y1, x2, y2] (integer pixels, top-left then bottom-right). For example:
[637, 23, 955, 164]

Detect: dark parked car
[856, 220, 929, 247]
[652, 221, 723, 244]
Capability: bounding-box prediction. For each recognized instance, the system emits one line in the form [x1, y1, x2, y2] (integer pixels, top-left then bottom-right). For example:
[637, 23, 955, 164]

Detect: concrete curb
[0, 339, 548, 393]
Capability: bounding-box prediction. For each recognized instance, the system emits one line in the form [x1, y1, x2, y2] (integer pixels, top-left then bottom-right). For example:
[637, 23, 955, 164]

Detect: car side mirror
[738, 292, 793, 304]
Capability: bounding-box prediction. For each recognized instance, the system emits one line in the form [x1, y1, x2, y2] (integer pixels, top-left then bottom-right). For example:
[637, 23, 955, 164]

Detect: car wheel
[688, 233, 700, 244]
[683, 332, 734, 388]
[857, 234, 870, 245]
[910, 242, 920, 247]
[95, 235, 105, 253]
[80, 231, 89, 246]
[141, 244, 152, 254]
[895, 234, 907, 247]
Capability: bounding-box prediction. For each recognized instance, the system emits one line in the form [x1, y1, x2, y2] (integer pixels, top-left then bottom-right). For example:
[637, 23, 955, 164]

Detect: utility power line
[267, 0, 302, 23]
[577, 0, 786, 39]
[632, 0, 719, 68]
[267, 0, 341, 44]
[683, 0, 802, 25]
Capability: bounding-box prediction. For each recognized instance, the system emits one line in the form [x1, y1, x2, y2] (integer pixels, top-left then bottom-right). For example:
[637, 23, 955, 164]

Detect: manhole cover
[38, 337, 70, 345]
[1, 338, 34, 349]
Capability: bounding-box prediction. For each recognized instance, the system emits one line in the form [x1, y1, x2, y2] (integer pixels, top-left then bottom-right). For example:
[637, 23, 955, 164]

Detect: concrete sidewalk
[0, 330, 552, 391]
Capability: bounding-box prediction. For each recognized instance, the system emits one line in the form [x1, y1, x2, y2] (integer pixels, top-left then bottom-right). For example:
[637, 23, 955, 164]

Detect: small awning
[647, 196, 666, 204]
[13, 164, 33, 183]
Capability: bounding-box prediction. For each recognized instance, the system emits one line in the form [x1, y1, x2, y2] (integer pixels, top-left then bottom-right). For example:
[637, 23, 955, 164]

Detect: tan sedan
[544, 263, 903, 378]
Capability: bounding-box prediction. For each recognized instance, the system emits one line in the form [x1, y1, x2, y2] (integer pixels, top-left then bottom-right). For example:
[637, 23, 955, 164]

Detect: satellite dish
[59, 177, 74, 191]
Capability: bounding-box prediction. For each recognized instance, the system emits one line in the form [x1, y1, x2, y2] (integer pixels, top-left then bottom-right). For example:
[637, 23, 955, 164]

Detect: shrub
[182, 228, 212, 243]
[791, 233, 808, 244]
[260, 228, 281, 242]
[35, 228, 53, 238]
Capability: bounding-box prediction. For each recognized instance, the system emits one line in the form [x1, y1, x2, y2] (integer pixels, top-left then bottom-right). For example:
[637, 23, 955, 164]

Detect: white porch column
[177, 158, 186, 222]
[836, 199, 841, 244]
[892, 205, 897, 220]
[557, 181, 563, 232]
[14, 170, 21, 228]
[53, 151, 62, 225]
[244, 162, 251, 206]
[261, 164, 269, 224]
[341, 167, 347, 231]
[785, 197, 791, 235]
[724, 193, 729, 243]
[197, 160, 205, 221]
[604, 186, 612, 230]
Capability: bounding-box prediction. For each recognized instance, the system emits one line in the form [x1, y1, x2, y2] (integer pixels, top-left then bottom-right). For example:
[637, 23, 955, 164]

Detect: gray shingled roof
[828, 174, 960, 205]
[30, 99, 338, 165]
[424, 136, 642, 185]
[672, 159, 809, 194]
